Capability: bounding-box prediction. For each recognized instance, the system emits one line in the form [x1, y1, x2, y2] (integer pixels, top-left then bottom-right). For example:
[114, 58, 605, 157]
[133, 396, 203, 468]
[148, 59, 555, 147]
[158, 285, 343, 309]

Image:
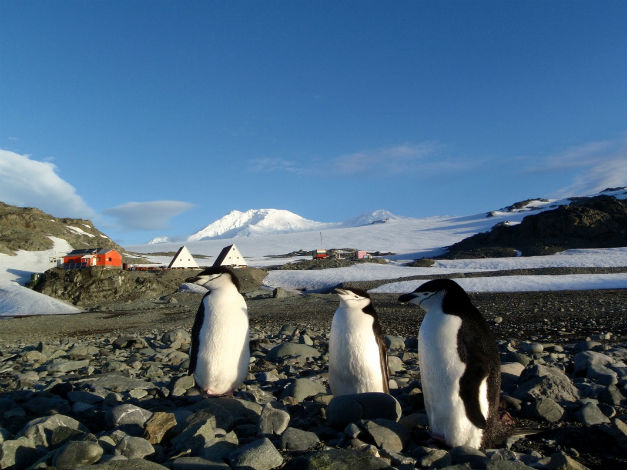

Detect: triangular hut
[168, 246, 199, 269]
[213, 244, 247, 268]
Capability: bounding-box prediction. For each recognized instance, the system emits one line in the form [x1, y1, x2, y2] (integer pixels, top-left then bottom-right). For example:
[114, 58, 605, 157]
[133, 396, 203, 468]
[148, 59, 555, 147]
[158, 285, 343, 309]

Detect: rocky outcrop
[442, 195, 627, 258]
[32, 267, 202, 306]
[31, 266, 268, 307]
[0, 201, 125, 256]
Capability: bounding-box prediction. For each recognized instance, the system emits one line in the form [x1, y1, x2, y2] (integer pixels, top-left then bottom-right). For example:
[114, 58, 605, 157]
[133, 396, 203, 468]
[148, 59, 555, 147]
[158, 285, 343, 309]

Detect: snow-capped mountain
[148, 236, 171, 245]
[187, 209, 333, 241]
[343, 209, 403, 227]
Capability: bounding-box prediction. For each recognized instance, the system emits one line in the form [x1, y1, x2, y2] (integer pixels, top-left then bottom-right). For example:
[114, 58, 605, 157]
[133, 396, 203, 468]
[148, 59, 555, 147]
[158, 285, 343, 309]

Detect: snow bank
[263, 248, 627, 292]
[0, 283, 81, 317]
[371, 273, 627, 294]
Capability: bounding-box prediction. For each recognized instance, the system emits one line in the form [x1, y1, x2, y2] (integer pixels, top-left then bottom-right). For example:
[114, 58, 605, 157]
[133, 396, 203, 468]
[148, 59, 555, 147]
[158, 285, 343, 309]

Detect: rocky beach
[1, 288, 626, 470]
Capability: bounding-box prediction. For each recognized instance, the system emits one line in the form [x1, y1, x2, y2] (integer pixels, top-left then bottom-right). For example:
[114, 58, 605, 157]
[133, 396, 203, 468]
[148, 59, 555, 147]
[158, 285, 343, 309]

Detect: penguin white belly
[419, 309, 485, 448]
[194, 293, 250, 395]
[329, 308, 384, 395]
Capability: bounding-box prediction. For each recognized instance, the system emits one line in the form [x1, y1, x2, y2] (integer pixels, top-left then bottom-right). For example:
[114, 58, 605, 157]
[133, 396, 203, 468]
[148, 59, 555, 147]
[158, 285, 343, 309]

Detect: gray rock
[514, 364, 579, 403]
[21, 414, 89, 447]
[172, 456, 231, 469]
[115, 435, 155, 459]
[267, 343, 321, 362]
[486, 461, 536, 470]
[281, 378, 326, 402]
[387, 356, 404, 374]
[47, 359, 90, 373]
[280, 427, 320, 451]
[75, 458, 170, 469]
[68, 390, 104, 404]
[228, 437, 284, 470]
[413, 447, 452, 468]
[171, 411, 216, 452]
[86, 373, 153, 393]
[113, 335, 148, 349]
[598, 385, 625, 406]
[106, 403, 153, 429]
[574, 351, 619, 386]
[547, 450, 590, 470]
[200, 435, 239, 461]
[284, 449, 390, 470]
[326, 392, 402, 428]
[53, 440, 104, 469]
[189, 397, 262, 429]
[520, 342, 544, 354]
[68, 343, 100, 359]
[385, 335, 406, 350]
[171, 374, 195, 397]
[0, 436, 44, 470]
[258, 403, 290, 435]
[363, 419, 409, 453]
[576, 402, 610, 426]
[450, 445, 488, 468]
[524, 397, 564, 423]
[299, 334, 314, 346]
[162, 328, 191, 346]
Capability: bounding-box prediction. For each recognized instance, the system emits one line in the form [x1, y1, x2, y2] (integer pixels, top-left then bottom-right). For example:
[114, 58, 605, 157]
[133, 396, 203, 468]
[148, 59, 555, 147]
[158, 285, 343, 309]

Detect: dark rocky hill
[440, 195, 627, 258]
[0, 201, 126, 257]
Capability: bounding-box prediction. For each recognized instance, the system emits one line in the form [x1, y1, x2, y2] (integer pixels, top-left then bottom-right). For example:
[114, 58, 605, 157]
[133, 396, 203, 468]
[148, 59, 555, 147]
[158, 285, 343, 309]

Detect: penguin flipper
[188, 294, 208, 375]
[459, 358, 489, 429]
[372, 319, 390, 393]
[457, 325, 490, 429]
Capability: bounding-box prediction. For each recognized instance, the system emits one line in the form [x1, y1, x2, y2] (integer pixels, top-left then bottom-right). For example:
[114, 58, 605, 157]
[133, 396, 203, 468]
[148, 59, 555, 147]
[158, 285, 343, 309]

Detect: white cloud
[247, 157, 309, 175]
[553, 157, 627, 198]
[0, 149, 95, 218]
[103, 201, 195, 231]
[523, 138, 627, 197]
[248, 142, 463, 177]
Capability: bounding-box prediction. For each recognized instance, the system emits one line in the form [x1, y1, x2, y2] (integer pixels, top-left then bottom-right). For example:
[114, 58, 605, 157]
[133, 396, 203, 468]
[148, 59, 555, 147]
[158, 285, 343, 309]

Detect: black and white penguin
[188, 266, 250, 396]
[399, 279, 501, 449]
[328, 288, 389, 396]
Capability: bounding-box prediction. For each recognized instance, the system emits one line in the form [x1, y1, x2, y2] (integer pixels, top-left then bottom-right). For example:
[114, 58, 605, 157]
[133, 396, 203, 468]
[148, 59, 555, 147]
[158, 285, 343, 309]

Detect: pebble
[326, 392, 402, 428]
[1, 326, 626, 470]
[228, 437, 283, 470]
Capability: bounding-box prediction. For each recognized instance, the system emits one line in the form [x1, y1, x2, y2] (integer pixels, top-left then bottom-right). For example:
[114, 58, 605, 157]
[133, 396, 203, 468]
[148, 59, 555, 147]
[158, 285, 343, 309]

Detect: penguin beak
[398, 292, 418, 304]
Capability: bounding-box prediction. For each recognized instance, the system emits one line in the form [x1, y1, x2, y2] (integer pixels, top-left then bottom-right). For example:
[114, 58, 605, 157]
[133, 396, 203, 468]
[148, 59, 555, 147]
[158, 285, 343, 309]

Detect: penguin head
[335, 287, 372, 311]
[398, 278, 470, 313]
[189, 266, 240, 292]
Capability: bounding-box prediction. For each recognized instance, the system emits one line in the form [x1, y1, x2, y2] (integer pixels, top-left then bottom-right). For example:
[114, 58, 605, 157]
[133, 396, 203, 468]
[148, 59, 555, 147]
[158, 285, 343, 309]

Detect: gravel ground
[2, 289, 626, 344]
[1, 288, 627, 470]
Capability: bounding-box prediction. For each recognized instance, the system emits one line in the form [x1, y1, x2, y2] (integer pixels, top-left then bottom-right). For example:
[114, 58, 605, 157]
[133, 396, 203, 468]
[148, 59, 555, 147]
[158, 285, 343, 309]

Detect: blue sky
[1, 1, 625, 245]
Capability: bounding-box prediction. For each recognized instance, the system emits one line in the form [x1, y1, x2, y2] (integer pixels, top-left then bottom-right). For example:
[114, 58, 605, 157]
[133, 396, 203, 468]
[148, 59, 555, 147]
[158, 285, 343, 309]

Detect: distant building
[63, 249, 122, 269]
[355, 250, 370, 259]
[168, 246, 199, 269]
[213, 244, 247, 268]
[313, 249, 328, 259]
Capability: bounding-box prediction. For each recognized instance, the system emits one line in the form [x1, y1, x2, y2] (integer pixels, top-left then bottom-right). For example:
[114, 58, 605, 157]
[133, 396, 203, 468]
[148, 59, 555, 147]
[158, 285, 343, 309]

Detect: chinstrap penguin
[399, 279, 501, 449]
[328, 288, 389, 396]
[188, 267, 250, 397]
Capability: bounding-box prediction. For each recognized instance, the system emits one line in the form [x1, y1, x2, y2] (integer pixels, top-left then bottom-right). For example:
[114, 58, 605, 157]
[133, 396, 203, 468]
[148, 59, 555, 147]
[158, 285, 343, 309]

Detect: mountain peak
[187, 208, 328, 241]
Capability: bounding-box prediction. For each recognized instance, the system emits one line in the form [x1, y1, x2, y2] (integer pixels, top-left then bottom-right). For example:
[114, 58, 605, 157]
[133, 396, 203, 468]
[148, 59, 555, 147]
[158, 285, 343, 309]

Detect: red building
[63, 249, 122, 269]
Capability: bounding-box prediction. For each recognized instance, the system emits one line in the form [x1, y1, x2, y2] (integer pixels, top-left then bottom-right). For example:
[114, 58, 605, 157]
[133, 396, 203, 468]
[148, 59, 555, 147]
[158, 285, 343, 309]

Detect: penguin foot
[426, 432, 448, 447]
[202, 389, 233, 398]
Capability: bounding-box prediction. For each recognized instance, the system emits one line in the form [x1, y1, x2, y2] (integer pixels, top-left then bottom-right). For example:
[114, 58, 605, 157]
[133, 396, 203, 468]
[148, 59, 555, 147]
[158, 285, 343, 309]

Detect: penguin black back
[188, 266, 241, 377]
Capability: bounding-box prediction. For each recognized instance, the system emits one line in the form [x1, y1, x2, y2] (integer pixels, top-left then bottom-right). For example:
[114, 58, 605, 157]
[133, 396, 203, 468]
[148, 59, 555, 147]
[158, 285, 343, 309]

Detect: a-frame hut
[213, 244, 247, 268]
[168, 246, 199, 269]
